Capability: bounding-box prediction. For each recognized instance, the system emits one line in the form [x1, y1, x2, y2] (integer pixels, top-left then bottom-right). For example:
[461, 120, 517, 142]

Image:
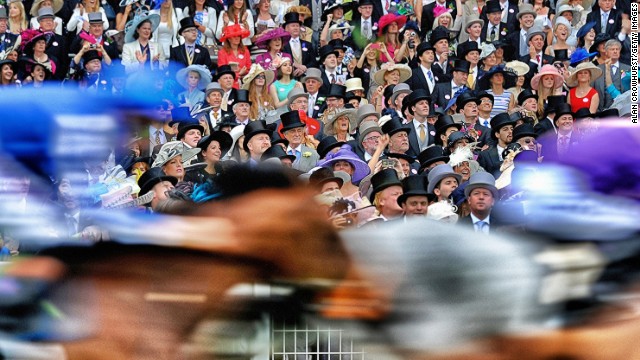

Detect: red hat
[378, 13, 407, 36]
[220, 24, 250, 43]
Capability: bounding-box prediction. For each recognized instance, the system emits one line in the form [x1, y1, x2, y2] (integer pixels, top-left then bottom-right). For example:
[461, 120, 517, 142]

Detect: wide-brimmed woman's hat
[479, 43, 496, 60]
[137, 167, 177, 197]
[569, 48, 598, 66]
[20, 56, 55, 76]
[555, 4, 581, 26]
[152, 141, 202, 168]
[241, 64, 274, 90]
[378, 13, 407, 36]
[220, 23, 250, 43]
[531, 64, 564, 90]
[324, 107, 357, 136]
[287, 5, 311, 17]
[0, 59, 16, 72]
[176, 64, 212, 90]
[318, 146, 371, 183]
[373, 63, 411, 86]
[566, 62, 602, 87]
[125, 14, 160, 43]
[477, 64, 517, 91]
[576, 21, 597, 40]
[19, 29, 53, 55]
[322, 0, 358, 21]
[326, 21, 355, 41]
[30, 0, 63, 16]
[255, 27, 291, 48]
[505, 60, 530, 77]
[197, 131, 233, 156]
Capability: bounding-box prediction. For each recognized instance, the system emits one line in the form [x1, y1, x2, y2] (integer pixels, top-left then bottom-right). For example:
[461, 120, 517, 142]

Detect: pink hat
[255, 27, 291, 48]
[378, 13, 407, 36]
[530, 64, 564, 90]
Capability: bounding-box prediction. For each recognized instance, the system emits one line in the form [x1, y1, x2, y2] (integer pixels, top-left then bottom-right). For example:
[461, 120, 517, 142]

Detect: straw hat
[566, 62, 602, 87]
[505, 60, 530, 77]
[373, 63, 411, 86]
[176, 64, 212, 90]
[30, 0, 63, 17]
[241, 64, 275, 90]
[345, 78, 364, 93]
[530, 64, 564, 90]
[324, 107, 357, 136]
[326, 21, 355, 41]
[287, 5, 311, 17]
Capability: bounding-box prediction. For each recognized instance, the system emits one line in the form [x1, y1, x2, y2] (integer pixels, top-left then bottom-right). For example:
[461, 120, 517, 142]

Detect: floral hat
[220, 23, 250, 43]
[255, 27, 291, 48]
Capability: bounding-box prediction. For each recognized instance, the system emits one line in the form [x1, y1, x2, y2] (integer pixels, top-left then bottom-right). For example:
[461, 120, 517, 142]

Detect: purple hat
[255, 28, 291, 48]
[317, 145, 371, 183]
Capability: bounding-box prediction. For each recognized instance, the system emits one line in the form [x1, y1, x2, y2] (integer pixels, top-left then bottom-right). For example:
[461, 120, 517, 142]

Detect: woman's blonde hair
[83, 0, 100, 13]
[248, 79, 274, 120]
[8, 1, 27, 33]
[536, 78, 554, 118]
[161, 0, 175, 30]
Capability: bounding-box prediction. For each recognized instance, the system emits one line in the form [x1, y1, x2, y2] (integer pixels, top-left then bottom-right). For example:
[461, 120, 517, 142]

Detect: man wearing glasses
[170, 18, 213, 69]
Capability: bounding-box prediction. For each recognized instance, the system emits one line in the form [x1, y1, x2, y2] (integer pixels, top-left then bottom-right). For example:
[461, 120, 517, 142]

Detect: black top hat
[477, 65, 517, 90]
[328, 38, 347, 51]
[553, 103, 574, 123]
[243, 120, 273, 151]
[573, 108, 594, 120]
[381, 116, 411, 137]
[280, 110, 306, 132]
[197, 131, 233, 155]
[309, 167, 344, 189]
[387, 152, 415, 164]
[82, 50, 102, 64]
[369, 168, 402, 202]
[177, 120, 205, 141]
[283, 12, 302, 27]
[476, 90, 494, 103]
[345, 91, 361, 103]
[512, 123, 537, 141]
[596, 108, 619, 119]
[417, 145, 449, 170]
[517, 89, 537, 105]
[235, 89, 251, 105]
[359, 0, 374, 6]
[397, 175, 434, 205]
[457, 41, 480, 59]
[430, 26, 450, 45]
[326, 84, 347, 99]
[317, 137, 346, 159]
[554, 48, 570, 62]
[589, 33, 611, 53]
[451, 59, 471, 74]
[138, 167, 178, 197]
[402, 89, 431, 115]
[485, 0, 502, 14]
[261, 144, 297, 162]
[178, 17, 198, 35]
[489, 112, 516, 139]
[216, 65, 236, 80]
[455, 92, 480, 110]
[319, 44, 340, 63]
[544, 95, 566, 116]
[434, 114, 462, 144]
[416, 42, 435, 57]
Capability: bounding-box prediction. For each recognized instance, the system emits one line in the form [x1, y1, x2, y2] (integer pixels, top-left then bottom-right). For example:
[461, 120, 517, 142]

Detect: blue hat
[576, 21, 597, 39]
[570, 48, 598, 66]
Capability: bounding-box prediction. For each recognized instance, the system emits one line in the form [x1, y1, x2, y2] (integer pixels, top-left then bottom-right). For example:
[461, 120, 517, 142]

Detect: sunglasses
[522, 139, 537, 144]
[255, 74, 266, 79]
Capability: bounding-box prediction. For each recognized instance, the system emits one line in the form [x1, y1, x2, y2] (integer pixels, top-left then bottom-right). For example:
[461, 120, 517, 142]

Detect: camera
[89, 44, 97, 49]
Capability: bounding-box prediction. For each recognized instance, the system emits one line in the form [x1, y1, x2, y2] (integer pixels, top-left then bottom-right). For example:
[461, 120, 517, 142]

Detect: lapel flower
[317, 96, 325, 102]
[448, 3, 454, 9]
[303, 151, 312, 157]
[371, 22, 378, 31]
[477, 130, 482, 136]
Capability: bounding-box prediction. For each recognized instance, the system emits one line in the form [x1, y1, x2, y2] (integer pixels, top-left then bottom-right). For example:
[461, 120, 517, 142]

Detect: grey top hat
[517, 4, 536, 19]
[526, 25, 546, 43]
[287, 87, 309, 107]
[301, 68, 323, 83]
[88, 12, 103, 23]
[464, 172, 498, 199]
[356, 104, 379, 125]
[37, 6, 55, 21]
[205, 82, 224, 97]
[427, 164, 462, 194]
[389, 83, 412, 106]
[358, 121, 382, 144]
[0, 7, 7, 19]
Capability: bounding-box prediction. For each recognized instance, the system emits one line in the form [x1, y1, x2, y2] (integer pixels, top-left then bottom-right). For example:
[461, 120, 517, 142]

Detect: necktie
[467, 70, 475, 89]
[292, 38, 302, 63]
[490, 26, 497, 41]
[521, 33, 528, 56]
[601, 12, 608, 33]
[363, 20, 370, 38]
[308, 95, 315, 117]
[66, 215, 78, 236]
[330, 73, 336, 84]
[536, 54, 541, 65]
[187, 45, 194, 64]
[483, 120, 489, 127]
[611, 64, 617, 76]
[419, 124, 426, 143]
[475, 220, 488, 233]
[559, 135, 569, 154]
[221, 92, 229, 111]
[155, 130, 161, 146]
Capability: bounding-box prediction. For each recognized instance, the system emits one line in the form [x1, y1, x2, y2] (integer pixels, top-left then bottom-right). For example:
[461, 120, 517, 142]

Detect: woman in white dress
[181, 0, 218, 46]
[67, 0, 110, 34]
[150, 0, 181, 57]
[216, 0, 254, 47]
[28, 0, 63, 34]
[121, 14, 165, 73]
